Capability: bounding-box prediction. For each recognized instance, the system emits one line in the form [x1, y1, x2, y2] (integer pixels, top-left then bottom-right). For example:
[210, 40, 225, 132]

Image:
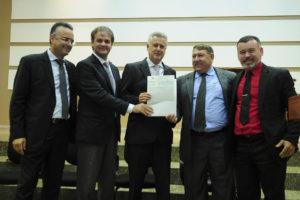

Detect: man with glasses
[10, 22, 77, 200]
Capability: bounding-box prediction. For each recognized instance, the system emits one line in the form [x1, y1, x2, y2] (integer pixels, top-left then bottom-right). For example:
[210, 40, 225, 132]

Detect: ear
[260, 47, 264, 56]
[50, 34, 55, 44]
[210, 53, 215, 60]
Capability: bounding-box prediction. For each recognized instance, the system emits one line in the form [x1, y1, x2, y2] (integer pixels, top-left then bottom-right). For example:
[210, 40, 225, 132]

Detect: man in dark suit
[121, 32, 176, 200]
[75, 26, 153, 200]
[9, 22, 77, 200]
[177, 44, 236, 200]
[230, 35, 300, 200]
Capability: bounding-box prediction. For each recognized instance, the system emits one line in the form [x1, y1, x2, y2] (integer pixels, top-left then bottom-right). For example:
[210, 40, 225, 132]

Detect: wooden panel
[289, 95, 300, 121]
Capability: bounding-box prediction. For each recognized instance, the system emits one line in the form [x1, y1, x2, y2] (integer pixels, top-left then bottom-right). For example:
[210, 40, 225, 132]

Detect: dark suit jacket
[76, 54, 129, 145]
[121, 58, 176, 144]
[177, 68, 236, 163]
[229, 64, 299, 148]
[9, 51, 77, 152]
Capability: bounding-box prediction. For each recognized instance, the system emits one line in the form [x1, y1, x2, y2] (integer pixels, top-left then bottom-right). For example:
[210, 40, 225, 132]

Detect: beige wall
[0, 0, 12, 126]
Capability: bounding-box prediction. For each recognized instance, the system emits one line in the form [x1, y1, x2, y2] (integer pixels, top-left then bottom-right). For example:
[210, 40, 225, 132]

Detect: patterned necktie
[55, 59, 69, 119]
[153, 65, 160, 76]
[103, 62, 116, 94]
[194, 73, 206, 132]
[239, 71, 252, 125]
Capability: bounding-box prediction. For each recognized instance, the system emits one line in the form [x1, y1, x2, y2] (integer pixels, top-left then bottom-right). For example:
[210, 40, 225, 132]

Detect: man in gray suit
[177, 44, 236, 200]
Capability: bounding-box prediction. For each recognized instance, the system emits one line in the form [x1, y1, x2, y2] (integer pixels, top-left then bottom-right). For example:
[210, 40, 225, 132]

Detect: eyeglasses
[57, 37, 75, 45]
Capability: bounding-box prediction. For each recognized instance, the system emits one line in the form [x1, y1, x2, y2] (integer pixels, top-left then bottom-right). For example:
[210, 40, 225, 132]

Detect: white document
[147, 75, 177, 117]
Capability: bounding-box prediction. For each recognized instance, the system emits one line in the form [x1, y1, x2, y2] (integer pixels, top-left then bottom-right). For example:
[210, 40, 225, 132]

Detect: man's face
[192, 49, 214, 74]
[92, 31, 112, 60]
[50, 26, 74, 59]
[237, 39, 263, 71]
[147, 36, 167, 65]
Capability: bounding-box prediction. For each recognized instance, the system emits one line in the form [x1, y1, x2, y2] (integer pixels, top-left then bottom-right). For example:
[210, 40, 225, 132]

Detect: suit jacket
[9, 51, 77, 152]
[121, 58, 176, 144]
[229, 64, 299, 148]
[75, 54, 129, 145]
[177, 68, 236, 163]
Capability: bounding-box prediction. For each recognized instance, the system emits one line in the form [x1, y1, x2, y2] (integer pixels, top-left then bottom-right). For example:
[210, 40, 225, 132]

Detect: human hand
[166, 114, 177, 123]
[132, 103, 153, 116]
[12, 137, 26, 155]
[139, 92, 151, 103]
[275, 139, 296, 158]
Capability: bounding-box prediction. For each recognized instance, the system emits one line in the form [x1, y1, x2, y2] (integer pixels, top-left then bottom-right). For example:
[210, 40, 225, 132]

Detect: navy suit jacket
[10, 51, 77, 152]
[121, 58, 176, 144]
[76, 54, 129, 144]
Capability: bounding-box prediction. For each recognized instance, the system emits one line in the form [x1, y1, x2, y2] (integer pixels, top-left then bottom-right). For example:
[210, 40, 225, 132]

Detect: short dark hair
[49, 22, 73, 44]
[193, 44, 214, 54]
[50, 22, 73, 35]
[237, 35, 261, 48]
[91, 26, 114, 43]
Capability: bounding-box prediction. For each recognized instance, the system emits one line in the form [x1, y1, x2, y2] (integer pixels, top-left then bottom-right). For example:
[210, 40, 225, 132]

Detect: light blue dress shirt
[191, 67, 228, 132]
[47, 49, 70, 119]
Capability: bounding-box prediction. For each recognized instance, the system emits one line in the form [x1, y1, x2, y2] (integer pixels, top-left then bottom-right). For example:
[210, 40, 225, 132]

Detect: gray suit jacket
[177, 67, 236, 163]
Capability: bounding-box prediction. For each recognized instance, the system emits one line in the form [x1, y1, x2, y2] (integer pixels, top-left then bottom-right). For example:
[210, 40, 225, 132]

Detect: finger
[279, 146, 289, 158]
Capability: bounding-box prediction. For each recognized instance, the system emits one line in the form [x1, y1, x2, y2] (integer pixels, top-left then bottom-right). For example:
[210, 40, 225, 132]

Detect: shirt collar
[47, 49, 64, 62]
[244, 62, 263, 77]
[93, 52, 107, 65]
[195, 66, 214, 79]
[146, 57, 163, 69]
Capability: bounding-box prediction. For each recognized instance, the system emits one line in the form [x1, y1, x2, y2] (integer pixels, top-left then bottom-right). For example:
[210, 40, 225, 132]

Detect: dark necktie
[103, 62, 116, 94]
[239, 71, 252, 125]
[194, 73, 206, 132]
[55, 59, 69, 119]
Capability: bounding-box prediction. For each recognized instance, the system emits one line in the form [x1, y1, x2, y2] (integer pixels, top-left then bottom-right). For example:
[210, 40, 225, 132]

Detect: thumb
[275, 140, 284, 148]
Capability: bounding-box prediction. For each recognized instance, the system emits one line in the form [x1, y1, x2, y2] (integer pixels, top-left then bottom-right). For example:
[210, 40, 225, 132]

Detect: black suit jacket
[9, 51, 77, 152]
[177, 68, 236, 163]
[76, 54, 129, 145]
[229, 64, 299, 148]
[121, 58, 176, 144]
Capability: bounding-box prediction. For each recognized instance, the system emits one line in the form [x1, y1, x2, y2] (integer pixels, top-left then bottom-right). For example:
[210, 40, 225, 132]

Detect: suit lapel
[91, 54, 115, 94]
[185, 72, 194, 106]
[42, 51, 55, 93]
[140, 59, 151, 78]
[215, 68, 228, 105]
[258, 65, 268, 108]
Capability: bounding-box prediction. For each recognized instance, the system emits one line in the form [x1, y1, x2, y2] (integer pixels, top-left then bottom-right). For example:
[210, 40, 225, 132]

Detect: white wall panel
[12, 0, 300, 19]
[9, 45, 300, 68]
[11, 20, 300, 43]
[8, 70, 17, 90]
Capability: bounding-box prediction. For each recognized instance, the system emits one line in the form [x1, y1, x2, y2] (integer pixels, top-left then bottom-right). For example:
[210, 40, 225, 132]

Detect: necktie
[194, 73, 206, 132]
[55, 59, 69, 119]
[103, 62, 116, 94]
[239, 71, 252, 125]
[153, 65, 160, 76]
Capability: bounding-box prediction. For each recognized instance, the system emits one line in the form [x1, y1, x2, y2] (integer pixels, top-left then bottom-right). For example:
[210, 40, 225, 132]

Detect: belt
[51, 118, 67, 125]
[191, 128, 225, 136]
[236, 133, 264, 140]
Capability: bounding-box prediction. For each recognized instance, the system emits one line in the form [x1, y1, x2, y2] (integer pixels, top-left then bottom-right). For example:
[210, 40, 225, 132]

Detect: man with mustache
[10, 22, 77, 200]
[230, 35, 299, 200]
[121, 32, 176, 200]
[177, 44, 236, 200]
[75, 26, 153, 200]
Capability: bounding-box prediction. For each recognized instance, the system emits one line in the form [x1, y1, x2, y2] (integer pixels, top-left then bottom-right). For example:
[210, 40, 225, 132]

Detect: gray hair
[237, 35, 262, 48]
[147, 32, 168, 45]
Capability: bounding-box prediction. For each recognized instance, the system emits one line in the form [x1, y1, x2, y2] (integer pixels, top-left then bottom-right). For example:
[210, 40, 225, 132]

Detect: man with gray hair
[75, 26, 153, 200]
[177, 44, 236, 200]
[121, 32, 176, 200]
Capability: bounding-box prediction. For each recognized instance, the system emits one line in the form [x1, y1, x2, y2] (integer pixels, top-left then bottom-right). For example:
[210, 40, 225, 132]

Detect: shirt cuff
[127, 104, 134, 113]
